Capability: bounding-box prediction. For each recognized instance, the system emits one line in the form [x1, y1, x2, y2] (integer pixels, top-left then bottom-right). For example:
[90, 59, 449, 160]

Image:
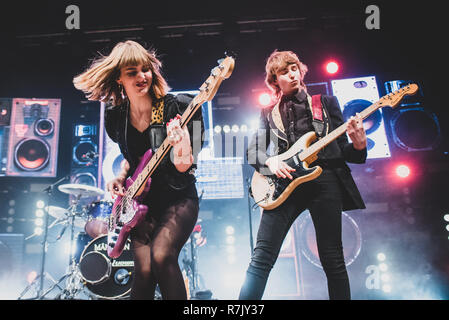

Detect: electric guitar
[107, 56, 235, 258]
[250, 84, 419, 210]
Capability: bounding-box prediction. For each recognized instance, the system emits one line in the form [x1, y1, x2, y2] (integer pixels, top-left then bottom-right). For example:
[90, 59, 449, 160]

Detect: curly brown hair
[264, 50, 308, 99]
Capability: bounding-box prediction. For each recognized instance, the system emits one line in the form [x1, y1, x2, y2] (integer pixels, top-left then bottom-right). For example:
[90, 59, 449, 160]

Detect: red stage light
[258, 92, 273, 107]
[325, 61, 339, 74]
[395, 164, 411, 178]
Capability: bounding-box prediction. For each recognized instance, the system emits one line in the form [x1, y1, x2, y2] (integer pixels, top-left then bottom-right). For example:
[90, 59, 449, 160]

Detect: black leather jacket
[104, 93, 204, 191]
[247, 93, 367, 211]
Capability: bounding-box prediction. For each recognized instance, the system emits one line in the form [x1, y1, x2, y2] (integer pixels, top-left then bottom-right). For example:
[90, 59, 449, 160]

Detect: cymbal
[47, 206, 86, 228]
[58, 184, 105, 197]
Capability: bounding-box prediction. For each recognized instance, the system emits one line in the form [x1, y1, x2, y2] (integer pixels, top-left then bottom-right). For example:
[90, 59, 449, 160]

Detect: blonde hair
[73, 40, 170, 106]
[265, 50, 308, 98]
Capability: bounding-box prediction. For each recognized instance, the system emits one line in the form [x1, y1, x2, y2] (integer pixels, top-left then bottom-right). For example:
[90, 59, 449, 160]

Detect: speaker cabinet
[384, 80, 441, 153]
[6, 98, 61, 177]
[70, 103, 102, 188]
[331, 76, 391, 159]
[0, 98, 12, 176]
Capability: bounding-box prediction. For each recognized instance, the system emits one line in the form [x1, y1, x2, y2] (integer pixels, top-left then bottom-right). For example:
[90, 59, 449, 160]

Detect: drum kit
[18, 183, 210, 300]
[19, 183, 133, 300]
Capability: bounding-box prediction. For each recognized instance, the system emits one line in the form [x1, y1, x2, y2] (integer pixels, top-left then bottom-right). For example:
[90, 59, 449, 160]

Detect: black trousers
[239, 168, 350, 300]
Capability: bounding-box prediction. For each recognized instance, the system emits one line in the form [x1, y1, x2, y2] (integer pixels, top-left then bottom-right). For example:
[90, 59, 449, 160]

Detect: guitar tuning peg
[211, 66, 220, 77]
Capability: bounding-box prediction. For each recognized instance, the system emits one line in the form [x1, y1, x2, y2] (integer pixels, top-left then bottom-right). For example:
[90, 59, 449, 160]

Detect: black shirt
[127, 120, 198, 202]
[280, 89, 315, 146]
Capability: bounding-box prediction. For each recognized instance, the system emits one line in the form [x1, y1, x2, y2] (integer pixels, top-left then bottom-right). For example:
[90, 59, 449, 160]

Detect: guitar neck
[299, 101, 381, 162]
[127, 96, 202, 198]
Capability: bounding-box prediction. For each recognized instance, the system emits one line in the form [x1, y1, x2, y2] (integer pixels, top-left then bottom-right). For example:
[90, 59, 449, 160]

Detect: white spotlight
[35, 209, 44, 218]
[214, 125, 222, 134]
[36, 200, 45, 209]
[225, 226, 235, 235]
[379, 263, 388, 272]
[240, 124, 248, 132]
[34, 227, 43, 236]
[35, 218, 44, 227]
[223, 125, 230, 133]
[377, 253, 386, 261]
[226, 236, 235, 245]
[231, 125, 239, 133]
[382, 284, 392, 293]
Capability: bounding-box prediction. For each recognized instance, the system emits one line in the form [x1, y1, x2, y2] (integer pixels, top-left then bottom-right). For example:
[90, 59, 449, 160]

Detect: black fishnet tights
[130, 197, 198, 300]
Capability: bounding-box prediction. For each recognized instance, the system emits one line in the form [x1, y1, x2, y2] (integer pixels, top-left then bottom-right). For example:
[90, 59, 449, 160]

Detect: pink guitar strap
[310, 94, 327, 138]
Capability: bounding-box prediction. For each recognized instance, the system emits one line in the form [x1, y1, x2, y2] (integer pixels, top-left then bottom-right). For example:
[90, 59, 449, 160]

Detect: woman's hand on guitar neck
[167, 114, 194, 172]
[265, 157, 296, 180]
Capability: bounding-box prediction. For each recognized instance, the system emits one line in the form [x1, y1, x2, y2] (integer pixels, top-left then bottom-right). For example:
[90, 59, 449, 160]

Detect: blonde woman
[74, 40, 204, 300]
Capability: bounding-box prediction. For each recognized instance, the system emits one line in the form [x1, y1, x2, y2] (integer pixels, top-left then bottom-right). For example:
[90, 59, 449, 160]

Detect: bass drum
[79, 235, 134, 299]
[298, 211, 362, 268]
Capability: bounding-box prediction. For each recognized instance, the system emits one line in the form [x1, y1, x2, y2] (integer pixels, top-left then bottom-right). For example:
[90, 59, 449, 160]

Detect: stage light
[223, 125, 230, 133]
[226, 235, 235, 245]
[34, 218, 43, 226]
[325, 61, 339, 74]
[6, 226, 13, 233]
[27, 271, 37, 284]
[258, 93, 271, 105]
[36, 200, 45, 208]
[377, 252, 386, 261]
[8, 208, 15, 215]
[379, 263, 388, 272]
[382, 284, 392, 293]
[35, 209, 44, 217]
[395, 164, 411, 178]
[443, 214, 449, 222]
[240, 124, 248, 133]
[226, 226, 235, 235]
[214, 125, 222, 134]
[446, 225, 449, 232]
[258, 92, 272, 107]
[232, 124, 239, 133]
[34, 227, 43, 236]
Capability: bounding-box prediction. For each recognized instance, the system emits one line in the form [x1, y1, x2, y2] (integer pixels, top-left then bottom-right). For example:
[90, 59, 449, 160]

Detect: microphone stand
[34, 175, 69, 299]
[246, 177, 255, 254]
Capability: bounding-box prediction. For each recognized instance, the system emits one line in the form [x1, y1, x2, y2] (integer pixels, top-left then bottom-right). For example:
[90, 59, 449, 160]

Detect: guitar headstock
[195, 55, 235, 104]
[378, 83, 419, 109]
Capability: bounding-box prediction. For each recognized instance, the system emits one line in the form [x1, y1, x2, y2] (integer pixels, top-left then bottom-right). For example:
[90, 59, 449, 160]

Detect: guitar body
[107, 149, 153, 259]
[250, 131, 323, 210]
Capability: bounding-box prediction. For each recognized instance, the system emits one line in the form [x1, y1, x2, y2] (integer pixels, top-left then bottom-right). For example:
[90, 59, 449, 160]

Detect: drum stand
[183, 232, 213, 300]
[39, 195, 87, 300]
[18, 175, 69, 300]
